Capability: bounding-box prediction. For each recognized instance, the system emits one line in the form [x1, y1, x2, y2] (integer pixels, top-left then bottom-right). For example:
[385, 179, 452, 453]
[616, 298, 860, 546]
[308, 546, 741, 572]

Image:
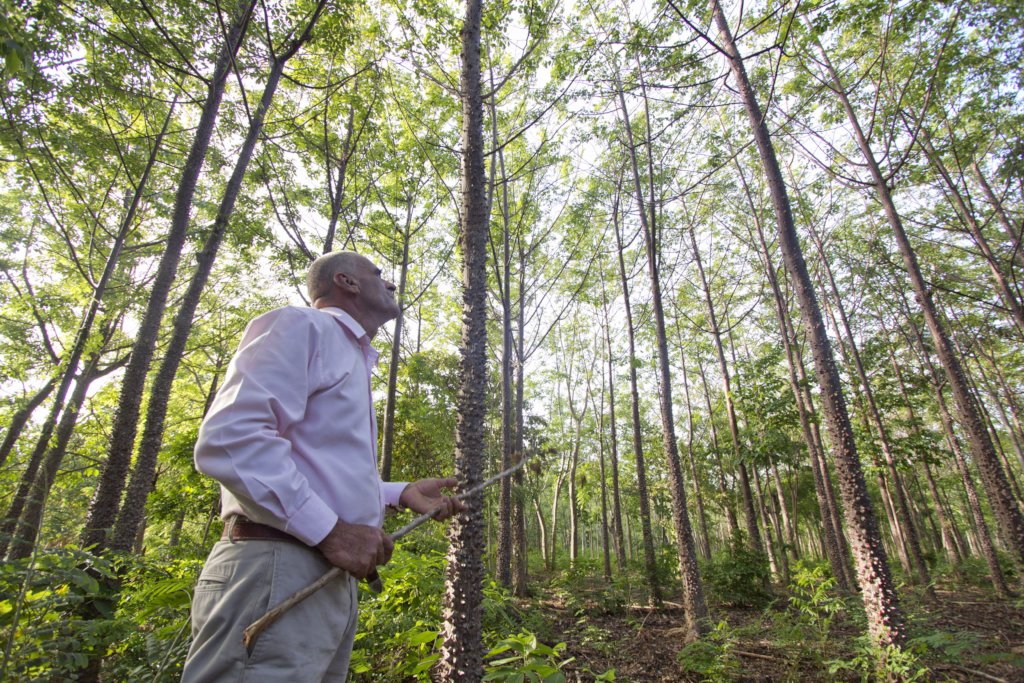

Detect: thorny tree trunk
[806, 217, 932, 591]
[813, 28, 1024, 567]
[737, 159, 851, 585]
[688, 224, 763, 554]
[111, 6, 325, 552]
[612, 189, 662, 604]
[438, 0, 488, 675]
[615, 64, 707, 638]
[80, 0, 255, 550]
[703, 0, 904, 645]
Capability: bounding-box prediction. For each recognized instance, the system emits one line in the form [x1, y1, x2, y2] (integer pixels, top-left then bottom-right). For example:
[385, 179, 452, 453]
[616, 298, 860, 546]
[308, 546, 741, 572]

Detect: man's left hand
[399, 478, 466, 520]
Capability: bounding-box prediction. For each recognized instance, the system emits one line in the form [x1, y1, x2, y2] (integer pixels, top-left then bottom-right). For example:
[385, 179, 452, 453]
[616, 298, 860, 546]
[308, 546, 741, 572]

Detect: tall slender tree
[438, 0, 488, 675]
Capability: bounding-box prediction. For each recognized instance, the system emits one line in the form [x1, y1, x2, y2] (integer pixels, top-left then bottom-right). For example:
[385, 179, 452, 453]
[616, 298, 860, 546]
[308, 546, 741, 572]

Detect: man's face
[352, 256, 400, 323]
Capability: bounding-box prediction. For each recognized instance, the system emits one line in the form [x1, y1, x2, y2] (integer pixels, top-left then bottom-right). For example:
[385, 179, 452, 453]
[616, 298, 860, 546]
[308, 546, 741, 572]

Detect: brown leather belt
[222, 516, 308, 546]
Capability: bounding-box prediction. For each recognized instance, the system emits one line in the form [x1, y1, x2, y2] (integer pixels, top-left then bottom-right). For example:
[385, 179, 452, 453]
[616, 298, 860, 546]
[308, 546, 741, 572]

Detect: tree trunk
[110, 7, 324, 552]
[601, 280, 628, 569]
[678, 349, 712, 560]
[889, 299, 1011, 596]
[615, 64, 707, 638]
[511, 271, 529, 596]
[0, 97, 173, 558]
[489, 71, 515, 586]
[596, 371, 613, 579]
[379, 198, 413, 482]
[438, 0, 488, 674]
[812, 28, 1024, 566]
[7, 352, 106, 560]
[688, 224, 763, 554]
[532, 497, 548, 567]
[80, 0, 255, 550]
[0, 378, 56, 469]
[804, 215, 932, 591]
[696, 358, 740, 539]
[703, 0, 904, 646]
[733, 160, 848, 576]
[611, 187, 662, 605]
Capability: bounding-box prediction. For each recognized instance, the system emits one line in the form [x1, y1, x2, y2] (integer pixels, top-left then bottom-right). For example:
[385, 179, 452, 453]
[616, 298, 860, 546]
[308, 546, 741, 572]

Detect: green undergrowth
[0, 547, 200, 682]
[0, 542, 607, 682]
[351, 537, 614, 681]
[676, 558, 1024, 681]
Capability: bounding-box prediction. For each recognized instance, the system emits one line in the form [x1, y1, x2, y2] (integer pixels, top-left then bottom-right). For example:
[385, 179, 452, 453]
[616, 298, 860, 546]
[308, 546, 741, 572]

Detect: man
[182, 251, 463, 682]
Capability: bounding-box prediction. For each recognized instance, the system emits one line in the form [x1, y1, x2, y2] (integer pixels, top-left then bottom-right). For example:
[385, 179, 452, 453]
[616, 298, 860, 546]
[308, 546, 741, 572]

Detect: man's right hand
[316, 520, 393, 579]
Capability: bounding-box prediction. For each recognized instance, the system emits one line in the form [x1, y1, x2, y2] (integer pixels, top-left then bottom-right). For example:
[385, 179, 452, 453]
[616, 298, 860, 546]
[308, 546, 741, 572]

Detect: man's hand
[399, 477, 466, 520]
[316, 520, 393, 579]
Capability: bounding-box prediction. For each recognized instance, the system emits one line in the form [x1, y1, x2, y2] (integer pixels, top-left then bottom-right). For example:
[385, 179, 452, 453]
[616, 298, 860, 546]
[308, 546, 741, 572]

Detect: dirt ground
[537, 587, 1024, 682]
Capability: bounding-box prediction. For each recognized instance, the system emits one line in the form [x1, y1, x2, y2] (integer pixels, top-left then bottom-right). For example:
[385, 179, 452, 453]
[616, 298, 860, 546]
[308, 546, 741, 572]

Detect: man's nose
[386, 280, 397, 291]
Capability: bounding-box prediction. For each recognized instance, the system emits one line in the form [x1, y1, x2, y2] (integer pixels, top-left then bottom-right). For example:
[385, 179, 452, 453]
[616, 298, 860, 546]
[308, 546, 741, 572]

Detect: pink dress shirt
[194, 305, 407, 546]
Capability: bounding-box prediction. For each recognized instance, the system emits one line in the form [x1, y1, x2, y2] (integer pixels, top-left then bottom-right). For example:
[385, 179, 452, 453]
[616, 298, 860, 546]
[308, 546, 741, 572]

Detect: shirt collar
[317, 306, 370, 342]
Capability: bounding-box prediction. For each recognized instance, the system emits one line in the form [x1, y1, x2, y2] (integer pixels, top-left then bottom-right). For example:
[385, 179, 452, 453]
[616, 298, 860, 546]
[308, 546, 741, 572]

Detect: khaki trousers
[182, 539, 357, 682]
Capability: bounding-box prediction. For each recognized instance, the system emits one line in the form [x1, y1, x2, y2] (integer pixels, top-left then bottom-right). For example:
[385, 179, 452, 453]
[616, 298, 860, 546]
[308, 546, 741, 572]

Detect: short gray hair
[306, 251, 360, 301]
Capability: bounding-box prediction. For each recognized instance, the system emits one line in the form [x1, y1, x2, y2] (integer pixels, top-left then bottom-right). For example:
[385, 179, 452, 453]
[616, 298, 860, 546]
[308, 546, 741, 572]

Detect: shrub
[700, 541, 771, 608]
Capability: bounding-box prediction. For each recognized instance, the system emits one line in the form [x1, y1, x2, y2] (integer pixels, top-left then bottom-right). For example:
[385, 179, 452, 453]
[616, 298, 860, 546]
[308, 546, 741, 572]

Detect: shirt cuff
[284, 494, 338, 546]
[381, 481, 409, 508]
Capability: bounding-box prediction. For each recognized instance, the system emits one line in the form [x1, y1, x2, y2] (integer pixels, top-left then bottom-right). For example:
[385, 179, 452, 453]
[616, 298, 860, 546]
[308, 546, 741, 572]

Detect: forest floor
[528, 578, 1024, 682]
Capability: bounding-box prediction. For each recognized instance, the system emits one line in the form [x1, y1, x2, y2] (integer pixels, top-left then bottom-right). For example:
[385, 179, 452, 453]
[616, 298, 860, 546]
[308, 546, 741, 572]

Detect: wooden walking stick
[242, 455, 532, 648]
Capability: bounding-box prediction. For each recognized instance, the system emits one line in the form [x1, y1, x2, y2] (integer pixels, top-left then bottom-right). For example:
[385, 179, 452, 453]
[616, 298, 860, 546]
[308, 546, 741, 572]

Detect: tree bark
[888, 299, 1011, 596]
[379, 198, 412, 483]
[601, 279, 629, 569]
[811, 28, 1024, 566]
[678, 349, 712, 560]
[111, 5, 325, 552]
[703, 0, 904, 646]
[687, 224, 763, 554]
[0, 378, 56, 469]
[615, 63, 707, 638]
[80, 0, 255, 549]
[438, 0, 488, 675]
[611, 187, 662, 605]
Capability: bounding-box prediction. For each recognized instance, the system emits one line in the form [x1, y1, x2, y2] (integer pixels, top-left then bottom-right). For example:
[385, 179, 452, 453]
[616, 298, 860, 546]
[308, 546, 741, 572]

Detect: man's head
[307, 251, 399, 338]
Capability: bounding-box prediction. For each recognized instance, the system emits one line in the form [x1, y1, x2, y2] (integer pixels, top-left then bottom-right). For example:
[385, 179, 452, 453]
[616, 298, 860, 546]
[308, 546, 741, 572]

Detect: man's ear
[332, 271, 358, 293]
